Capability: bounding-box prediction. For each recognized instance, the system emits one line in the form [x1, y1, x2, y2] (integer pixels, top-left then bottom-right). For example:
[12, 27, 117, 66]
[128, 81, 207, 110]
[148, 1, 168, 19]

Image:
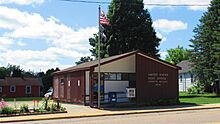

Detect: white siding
[94, 55, 135, 73]
[179, 73, 194, 92]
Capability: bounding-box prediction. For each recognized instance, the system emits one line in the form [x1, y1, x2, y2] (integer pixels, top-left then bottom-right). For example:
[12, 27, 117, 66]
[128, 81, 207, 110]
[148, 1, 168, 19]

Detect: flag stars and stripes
[100, 11, 109, 25]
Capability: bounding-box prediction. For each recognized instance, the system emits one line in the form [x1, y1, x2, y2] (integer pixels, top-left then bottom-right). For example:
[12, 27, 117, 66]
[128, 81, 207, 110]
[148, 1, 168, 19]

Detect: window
[60, 78, 64, 85]
[122, 73, 129, 80]
[191, 74, 194, 83]
[10, 85, 16, 93]
[180, 75, 183, 82]
[104, 73, 131, 81]
[0, 86, 2, 93]
[26, 85, 31, 94]
[117, 73, 122, 80]
[109, 73, 117, 80]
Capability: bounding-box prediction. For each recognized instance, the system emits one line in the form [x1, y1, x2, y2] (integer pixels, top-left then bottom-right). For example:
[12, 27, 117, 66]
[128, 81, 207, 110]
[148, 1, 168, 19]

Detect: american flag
[100, 11, 109, 25]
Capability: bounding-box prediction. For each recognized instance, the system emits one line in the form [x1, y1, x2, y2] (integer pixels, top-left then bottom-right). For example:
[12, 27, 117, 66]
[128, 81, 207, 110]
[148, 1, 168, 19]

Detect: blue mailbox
[108, 92, 117, 103]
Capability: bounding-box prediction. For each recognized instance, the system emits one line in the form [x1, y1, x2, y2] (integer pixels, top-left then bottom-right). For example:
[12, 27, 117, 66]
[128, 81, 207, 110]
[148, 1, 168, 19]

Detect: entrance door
[90, 72, 104, 107]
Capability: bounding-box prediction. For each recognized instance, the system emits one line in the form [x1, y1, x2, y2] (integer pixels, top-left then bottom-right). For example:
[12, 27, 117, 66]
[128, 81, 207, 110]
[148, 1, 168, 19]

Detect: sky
[0, 0, 211, 72]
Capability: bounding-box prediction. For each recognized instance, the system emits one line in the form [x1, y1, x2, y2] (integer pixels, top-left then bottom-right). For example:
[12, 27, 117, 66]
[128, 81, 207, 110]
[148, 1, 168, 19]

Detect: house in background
[177, 60, 195, 92]
[53, 51, 180, 106]
[0, 77, 42, 98]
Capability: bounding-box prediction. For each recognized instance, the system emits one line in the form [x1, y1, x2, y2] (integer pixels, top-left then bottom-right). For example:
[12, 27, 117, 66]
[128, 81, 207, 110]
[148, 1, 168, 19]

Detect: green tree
[89, 34, 109, 59]
[0, 67, 8, 79]
[190, 0, 220, 93]
[75, 56, 93, 65]
[165, 46, 190, 65]
[107, 0, 160, 57]
[6, 64, 23, 77]
[42, 68, 60, 93]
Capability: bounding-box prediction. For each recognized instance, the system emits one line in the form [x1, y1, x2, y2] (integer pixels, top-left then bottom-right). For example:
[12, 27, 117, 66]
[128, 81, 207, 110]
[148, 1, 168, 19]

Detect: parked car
[44, 87, 53, 98]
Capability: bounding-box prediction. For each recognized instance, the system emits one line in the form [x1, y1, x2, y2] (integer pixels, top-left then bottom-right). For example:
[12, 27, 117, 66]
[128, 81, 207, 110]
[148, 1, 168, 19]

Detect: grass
[4, 97, 43, 101]
[179, 92, 220, 104]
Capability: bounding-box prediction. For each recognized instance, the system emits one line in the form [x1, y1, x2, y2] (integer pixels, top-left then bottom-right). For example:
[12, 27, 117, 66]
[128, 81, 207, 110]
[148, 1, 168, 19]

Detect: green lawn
[4, 97, 43, 101]
[179, 92, 220, 104]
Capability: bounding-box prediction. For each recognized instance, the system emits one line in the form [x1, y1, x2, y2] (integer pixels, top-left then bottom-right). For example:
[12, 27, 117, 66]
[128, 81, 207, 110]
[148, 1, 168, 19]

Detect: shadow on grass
[179, 95, 220, 98]
[101, 103, 199, 111]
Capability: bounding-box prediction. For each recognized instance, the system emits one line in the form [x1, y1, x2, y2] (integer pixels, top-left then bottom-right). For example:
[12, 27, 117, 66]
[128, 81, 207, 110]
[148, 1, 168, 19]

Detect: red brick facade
[0, 77, 41, 98]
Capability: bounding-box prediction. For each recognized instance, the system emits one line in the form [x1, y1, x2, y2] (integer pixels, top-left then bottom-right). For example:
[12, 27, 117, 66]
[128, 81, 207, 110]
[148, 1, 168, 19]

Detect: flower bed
[0, 98, 67, 117]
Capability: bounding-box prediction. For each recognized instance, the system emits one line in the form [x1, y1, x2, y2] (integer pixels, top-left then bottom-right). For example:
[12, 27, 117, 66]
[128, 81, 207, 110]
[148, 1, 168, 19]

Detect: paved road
[7, 109, 220, 124]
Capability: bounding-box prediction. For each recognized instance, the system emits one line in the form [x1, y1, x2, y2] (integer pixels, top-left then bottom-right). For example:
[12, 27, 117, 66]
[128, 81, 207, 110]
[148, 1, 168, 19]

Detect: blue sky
[0, 0, 211, 72]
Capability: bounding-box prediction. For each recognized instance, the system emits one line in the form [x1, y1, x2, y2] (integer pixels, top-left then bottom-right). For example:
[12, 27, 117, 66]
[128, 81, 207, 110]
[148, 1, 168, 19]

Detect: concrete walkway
[1, 103, 220, 123]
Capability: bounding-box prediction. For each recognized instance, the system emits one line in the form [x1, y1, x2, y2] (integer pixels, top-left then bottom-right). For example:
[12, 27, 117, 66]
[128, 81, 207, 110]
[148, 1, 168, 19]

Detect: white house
[177, 60, 194, 92]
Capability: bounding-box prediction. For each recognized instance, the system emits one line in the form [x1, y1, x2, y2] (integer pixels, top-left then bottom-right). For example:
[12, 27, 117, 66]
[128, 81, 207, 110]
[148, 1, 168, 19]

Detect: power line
[61, 0, 209, 7]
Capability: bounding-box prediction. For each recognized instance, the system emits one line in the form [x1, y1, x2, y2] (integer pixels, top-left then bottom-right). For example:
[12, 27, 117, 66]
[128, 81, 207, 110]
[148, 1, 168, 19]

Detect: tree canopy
[41, 68, 60, 93]
[190, 0, 220, 93]
[165, 46, 190, 65]
[88, 0, 160, 59]
[89, 34, 109, 59]
[0, 64, 35, 79]
[107, 0, 160, 57]
[75, 56, 93, 65]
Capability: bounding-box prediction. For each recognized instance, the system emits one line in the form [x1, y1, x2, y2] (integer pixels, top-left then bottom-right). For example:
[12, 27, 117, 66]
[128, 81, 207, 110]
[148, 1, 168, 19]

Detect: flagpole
[98, 5, 101, 108]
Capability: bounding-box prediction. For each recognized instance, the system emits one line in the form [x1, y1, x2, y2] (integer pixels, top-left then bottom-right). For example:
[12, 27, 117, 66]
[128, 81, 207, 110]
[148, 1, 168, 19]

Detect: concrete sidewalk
[1, 103, 220, 123]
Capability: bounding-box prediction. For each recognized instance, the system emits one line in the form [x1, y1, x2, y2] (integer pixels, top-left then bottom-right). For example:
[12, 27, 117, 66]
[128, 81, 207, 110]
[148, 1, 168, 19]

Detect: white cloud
[159, 51, 168, 60]
[0, 6, 98, 50]
[0, 6, 97, 71]
[0, 37, 13, 45]
[17, 41, 27, 46]
[0, 47, 91, 71]
[0, 37, 13, 52]
[153, 19, 187, 33]
[144, 0, 210, 11]
[155, 32, 166, 43]
[0, 0, 44, 5]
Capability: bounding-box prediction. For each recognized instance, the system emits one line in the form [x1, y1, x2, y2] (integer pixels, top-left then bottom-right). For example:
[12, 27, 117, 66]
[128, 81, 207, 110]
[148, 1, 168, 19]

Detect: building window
[180, 75, 183, 82]
[122, 73, 129, 80]
[191, 74, 194, 83]
[0, 86, 2, 93]
[117, 73, 122, 80]
[60, 78, 64, 85]
[104, 73, 130, 81]
[10, 85, 16, 93]
[26, 85, 31, 94]
[109, 73, 117, 80]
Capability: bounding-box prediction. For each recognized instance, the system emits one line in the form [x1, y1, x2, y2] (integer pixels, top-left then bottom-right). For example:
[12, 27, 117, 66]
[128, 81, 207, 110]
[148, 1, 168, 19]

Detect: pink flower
[0, 100, 8, 109]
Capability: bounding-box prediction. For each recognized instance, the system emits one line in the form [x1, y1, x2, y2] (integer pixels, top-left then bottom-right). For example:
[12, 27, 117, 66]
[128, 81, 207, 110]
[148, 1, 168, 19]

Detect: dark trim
[53, 67, 90, 75]
[84, 71, 86, 105]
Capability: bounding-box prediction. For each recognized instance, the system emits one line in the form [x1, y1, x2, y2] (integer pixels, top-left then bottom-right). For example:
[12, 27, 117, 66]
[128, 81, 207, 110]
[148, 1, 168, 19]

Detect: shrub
[41, 97, 51, 110]
[1, 106, 14, 114]
[60, 106, 66, 112]
[188, 83, 205, 94]
[36, 107, 47, 113]
[20, 104, 29, 113]
[49, 103, 57, 112]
